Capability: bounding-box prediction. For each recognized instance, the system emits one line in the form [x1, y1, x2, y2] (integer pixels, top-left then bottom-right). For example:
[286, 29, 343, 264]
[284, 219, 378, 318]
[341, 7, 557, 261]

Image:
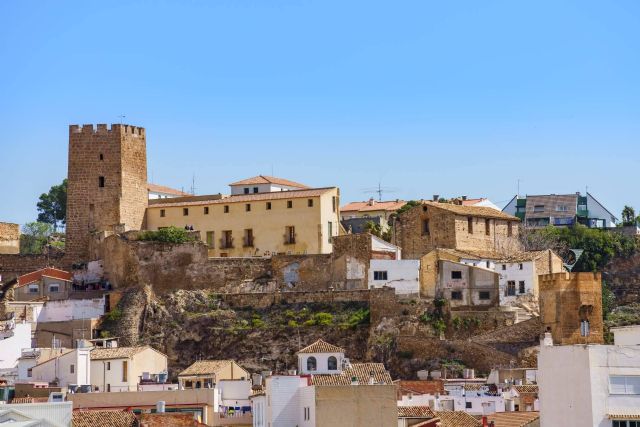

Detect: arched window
[328, 356, 337, 370]
[307, 356, 317, 371]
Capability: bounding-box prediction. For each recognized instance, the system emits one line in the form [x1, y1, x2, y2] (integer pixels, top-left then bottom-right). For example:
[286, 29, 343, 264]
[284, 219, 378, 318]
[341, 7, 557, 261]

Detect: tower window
[98, 176, 105, 188]
[183, 208, 189, 216]
[99, 153, 104, 161]
[224, 205, 229, 213]
[204, 207, 209, 215]
[266, 202, 272, 210]
[308, 199, 314, 207]
[160, 209, 165, 218]
[246, 204, 251, 212]
[253, 187, 259, 193]
[287, 200, 293, 209]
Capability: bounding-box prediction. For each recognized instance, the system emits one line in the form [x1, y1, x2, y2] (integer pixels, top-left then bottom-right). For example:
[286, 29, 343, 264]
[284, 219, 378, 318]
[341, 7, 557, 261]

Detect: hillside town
[0, 123, 638, 427]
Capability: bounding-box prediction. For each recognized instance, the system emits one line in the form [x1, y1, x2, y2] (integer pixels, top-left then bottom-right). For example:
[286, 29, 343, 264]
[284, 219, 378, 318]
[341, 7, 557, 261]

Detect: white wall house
[538, 328, 640, 427]
[90, 346, 168, 392]
[0, 321, 31, 371]
[252, 375, 308, 427]
[31, 347, 91, 388]
[36, 298, 105, 323]
[368, 260, 420, 295]
[229, 176, 309, 196]
[297, 340, 345, 375]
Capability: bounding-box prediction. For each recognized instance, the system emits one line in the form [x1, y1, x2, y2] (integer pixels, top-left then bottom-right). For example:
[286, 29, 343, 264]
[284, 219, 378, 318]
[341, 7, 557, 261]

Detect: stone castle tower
[65, 124, 148, 261]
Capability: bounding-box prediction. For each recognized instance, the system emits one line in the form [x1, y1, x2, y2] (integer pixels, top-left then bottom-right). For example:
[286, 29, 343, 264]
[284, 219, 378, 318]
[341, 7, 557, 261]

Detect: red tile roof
[148, 183, 189, 196]
[147, 187, 335, 208]
[398, 406, 437, 418]
[298, 339, 345, 354]
[486, 411, 540, 427]
[341, 200, 406, 213]
[17, 267, 72, 288]
[310, 363, 392, 386]
[423, 201, 519, 221]
[229, 175, 309, 189]
[434, 411, 482, 427]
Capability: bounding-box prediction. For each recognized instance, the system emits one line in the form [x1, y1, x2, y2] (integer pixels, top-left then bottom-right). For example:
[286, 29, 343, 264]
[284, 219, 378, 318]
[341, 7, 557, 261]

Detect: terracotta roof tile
[298, 339, 345, 354]
[422, 201, 520, 221]
[396, 380, 445, 395]
[73, 410, 137, 427]
[341, 200, 406, 213]
[148, 183, 189, 196]
[433, 411, 482, 427]
[229, 175, 309, 188]
[513, 384, 538, 394]
[178, 360, 235, 376]
[398, 406, 436, 418]
[17, 267, 72, 288]
[139, 412, 206, 426]
[147, 187, 335, 208]
[486, 411, 540, 427]
[90, 346, 149, 360]
[310, 363, 392, 386]
[11, 397, 49, 404]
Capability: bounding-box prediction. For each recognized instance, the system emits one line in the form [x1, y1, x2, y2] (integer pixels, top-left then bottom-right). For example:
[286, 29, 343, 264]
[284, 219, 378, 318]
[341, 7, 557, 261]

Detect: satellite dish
[563, 249, 584, 272]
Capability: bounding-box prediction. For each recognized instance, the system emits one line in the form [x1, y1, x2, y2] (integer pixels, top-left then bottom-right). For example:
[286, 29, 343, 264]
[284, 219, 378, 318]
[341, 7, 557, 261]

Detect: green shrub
[346, 309, 370, 328]
[251, 318, 265, 328]
[303, 319, 316, 327]
[432, 319, 446, 334]
[452, 317, 462, 330]
[138, 226, 195, 244]
[419, 311, 432, 324]
[314, 312, 333, 326]
[105, 307, 122, 322]
[287, 320, 299, 328]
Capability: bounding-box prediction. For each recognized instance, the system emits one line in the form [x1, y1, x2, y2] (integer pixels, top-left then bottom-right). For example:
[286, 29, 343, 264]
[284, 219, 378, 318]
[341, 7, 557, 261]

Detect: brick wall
[66, 124, 147, 262]
[539, 272, 604, 345]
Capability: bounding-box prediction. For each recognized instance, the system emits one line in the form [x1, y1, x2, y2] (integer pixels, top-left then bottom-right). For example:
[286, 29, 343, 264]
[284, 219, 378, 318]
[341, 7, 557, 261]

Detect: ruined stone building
[393, 201, 521, 260]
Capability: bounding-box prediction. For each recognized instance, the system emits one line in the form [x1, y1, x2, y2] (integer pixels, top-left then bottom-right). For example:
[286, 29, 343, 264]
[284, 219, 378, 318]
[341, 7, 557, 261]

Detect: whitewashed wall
[368, 260, 420, 295]
[38, 297, 105, 323]
[0, 322, 32, 369]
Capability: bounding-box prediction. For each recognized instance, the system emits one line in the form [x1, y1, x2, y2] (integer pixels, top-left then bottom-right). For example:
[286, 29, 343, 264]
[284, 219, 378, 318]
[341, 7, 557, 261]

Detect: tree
[621, 205, 636, 226]
[36, 179, 67, 231]
[20, 222, 53, 254]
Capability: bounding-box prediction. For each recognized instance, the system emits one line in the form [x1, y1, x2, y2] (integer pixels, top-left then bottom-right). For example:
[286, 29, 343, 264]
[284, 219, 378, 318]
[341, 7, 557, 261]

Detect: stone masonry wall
[0, 252, 68, 282]
[394, 205, 455, 259]
[0, 222, 20, 254]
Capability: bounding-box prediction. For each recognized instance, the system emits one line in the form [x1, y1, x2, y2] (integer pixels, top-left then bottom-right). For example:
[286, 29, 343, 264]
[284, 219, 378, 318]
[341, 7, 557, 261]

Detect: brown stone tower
[65, 124, 148, 261]
[539, 272, 604, 345]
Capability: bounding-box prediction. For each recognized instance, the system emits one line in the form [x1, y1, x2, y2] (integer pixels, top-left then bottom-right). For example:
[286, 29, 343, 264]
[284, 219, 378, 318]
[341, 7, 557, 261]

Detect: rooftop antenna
[118, 115, 126, 125]
[361, 182, 398, 202]
[190, 174, 196, 195]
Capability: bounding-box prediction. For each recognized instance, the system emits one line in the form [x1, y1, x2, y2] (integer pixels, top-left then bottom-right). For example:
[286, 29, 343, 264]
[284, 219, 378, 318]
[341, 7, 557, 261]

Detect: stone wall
[217, 288, 388, 310]
[331, 233, 373, 289]
[604, 250, 640, 305]
[539, 272, 604, 345]
[0, 251, 68, 282]
[0, 222, 20, 255]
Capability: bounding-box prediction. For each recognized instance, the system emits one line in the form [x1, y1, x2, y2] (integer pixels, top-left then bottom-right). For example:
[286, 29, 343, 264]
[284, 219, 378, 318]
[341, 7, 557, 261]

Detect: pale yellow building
[145, 176, 341, 257]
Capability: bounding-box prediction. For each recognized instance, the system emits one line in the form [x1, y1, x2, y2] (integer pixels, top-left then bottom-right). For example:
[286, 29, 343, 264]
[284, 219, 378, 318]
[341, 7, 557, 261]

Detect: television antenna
[117, 115, 126, 125]
[361, 182, 398, 202]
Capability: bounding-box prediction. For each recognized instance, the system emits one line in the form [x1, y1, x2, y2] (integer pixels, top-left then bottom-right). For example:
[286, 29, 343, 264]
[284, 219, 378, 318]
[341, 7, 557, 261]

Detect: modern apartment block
[503, 192, 617, 228]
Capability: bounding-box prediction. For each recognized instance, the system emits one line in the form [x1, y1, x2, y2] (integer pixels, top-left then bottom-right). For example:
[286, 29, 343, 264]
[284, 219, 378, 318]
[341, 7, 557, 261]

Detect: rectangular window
[224, 205, 229, 213]
[328, 221, 333, 243]
[98, 176, 105, 188]
[204, 206, 209, 215]
[451, 271, 462, 280]
[422, 219, 430, 235]
[485, 218, 491, 235]
[486, 261, 491, 268]
[556, 205, 568, 212]
[519, 263, 523, 270]
[479, 291, 491, 300]
[253, 187, 259, 193]
[160, 209, 165, 217]
[308, 199, 313, 207]
[122, 360, 128, 382]
[183, 208, 189, 216]
[266, 202, 272, 210]
[222, 230, 233, 249]
[99, 153, 104, 161]
[451, 291, 463, 300]
[49, 284, 60, 293]
[373, 271, 388, 281]
[502, 264, 506, 271]
[519, 281, 526, 294]
[285, 226, 296, 244]
[332, 196, 337, 212]
[244, 229, 254, 247]
[107, 384, 111, 392]
[206, 231, 214, 248]
[467, 217, 473, 234]
[533, 205, 545, 213]
[507, 222, 513, 237]
[246, 203, 251, 212]
[27, 368, 32, 377]
[106, 362, 111, 370]
[507, 281, 516, 296]
[465, 402, 472, 409]
[244, 188, 249, 194]
[610, 376, 640, 395]
[287, 200, 293, 209]
[28, 284, 39, 294]
[70, 364, 75, 374]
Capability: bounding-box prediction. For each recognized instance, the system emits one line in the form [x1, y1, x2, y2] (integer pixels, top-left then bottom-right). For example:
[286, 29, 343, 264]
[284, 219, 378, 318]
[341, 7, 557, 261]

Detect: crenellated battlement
[69, 123, 145, 137]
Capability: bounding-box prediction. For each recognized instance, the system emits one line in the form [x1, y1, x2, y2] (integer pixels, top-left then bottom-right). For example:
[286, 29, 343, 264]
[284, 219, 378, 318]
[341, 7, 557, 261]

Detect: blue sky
[1, 0, 639, 225]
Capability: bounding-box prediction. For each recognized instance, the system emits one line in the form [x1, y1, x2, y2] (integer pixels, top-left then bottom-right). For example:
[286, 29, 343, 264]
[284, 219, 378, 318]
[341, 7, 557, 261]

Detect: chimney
[368, 198, 375, 206]
[433, 195, 439, 202]
[462, 195, 467, 201]
[482, 416, 488, 427]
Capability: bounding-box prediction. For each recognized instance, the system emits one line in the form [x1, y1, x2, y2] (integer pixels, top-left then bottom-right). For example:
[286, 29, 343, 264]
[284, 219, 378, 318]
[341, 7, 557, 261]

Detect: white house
[229, 175, 309, 196]
[368, 259, 420, 295]
[0, 319, 31, 379]
[297, 339, 345, 375]
[217, 379, 253, 417]
[90, 346, 168, 392]
[538, 327, 640, 427]
[30, 347, 91, 388]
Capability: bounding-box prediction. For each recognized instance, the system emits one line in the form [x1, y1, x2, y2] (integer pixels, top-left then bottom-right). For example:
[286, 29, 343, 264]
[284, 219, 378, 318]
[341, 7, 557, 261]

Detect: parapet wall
[0, 252, 68, 282]
[69, 123, 145, 137]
